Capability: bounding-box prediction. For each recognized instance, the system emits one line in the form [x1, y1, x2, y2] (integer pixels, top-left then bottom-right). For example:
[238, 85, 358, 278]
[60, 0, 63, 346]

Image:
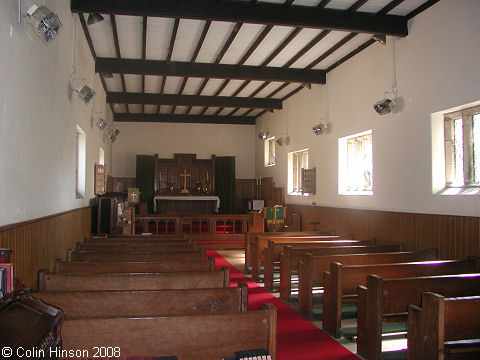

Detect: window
[264, 136, 276, 167]
[338, 130, 373, 195]
[98, 147, 105, 166]
[443, 105, 480, 192]
[76, 125, 86, 199]
[288, 149, 309, 195]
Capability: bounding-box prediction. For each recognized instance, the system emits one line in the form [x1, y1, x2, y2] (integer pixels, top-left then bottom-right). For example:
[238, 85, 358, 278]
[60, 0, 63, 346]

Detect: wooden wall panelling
[286, 204, 480, 260]
[0, 207, 91, 290]
[235, 179, 256, 214]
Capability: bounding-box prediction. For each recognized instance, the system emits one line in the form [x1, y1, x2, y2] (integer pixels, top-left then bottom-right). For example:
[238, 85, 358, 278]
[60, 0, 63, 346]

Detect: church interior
[1, 0, 480, 359]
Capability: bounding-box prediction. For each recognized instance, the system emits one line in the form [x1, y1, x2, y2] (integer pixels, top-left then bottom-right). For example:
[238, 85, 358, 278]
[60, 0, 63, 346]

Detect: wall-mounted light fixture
[313, 123, 329, 135]
[95, 117, 108, 129]
[25, 4, 62, 44]
[104, 124, 120, 143]
[276, 137, 285, 146]
[75, 85, 95, 104]
[258, 130, 269, 140]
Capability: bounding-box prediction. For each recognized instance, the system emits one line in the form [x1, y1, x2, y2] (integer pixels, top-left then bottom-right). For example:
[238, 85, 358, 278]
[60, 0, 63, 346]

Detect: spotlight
[26, 5, 62, 44]
[313, 124, 324, 135]
[75, 85, 94, 104]
[106, 133, 117, 143]
[95, 118, 108, 129]
[276, 137, 284, 146]
[87, 13, 104, 25]
[112, 128, 120, 137]
[258, 130, 269, 140]
[372, 34, 387, 45]
[373, 98, 395, 115]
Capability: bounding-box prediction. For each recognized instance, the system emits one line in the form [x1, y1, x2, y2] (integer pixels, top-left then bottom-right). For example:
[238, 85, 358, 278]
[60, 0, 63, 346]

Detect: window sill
[339, 190, 373, 196]
[437, 186, 480, 195]
[288, 192, 309, 197]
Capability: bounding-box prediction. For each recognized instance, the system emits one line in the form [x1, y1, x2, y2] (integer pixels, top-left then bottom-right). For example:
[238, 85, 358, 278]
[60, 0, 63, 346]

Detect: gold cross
[180, 170, 191, 194]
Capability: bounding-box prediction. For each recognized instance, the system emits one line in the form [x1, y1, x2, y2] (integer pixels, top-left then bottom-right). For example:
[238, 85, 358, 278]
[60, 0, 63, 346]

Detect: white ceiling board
[220, 23, 267, 65]
[200, 78, 227, 96]
[124, 75, 142, 93]
[112, 104, 128, 113]
[293, 0, 323, 6]
[84, 14, 116, 58]
[203, 107, 222, 115]
[388, 0, 431, 15]
[104, 75, 123, 92]
[146, 17, 175, 60]
[312, 33, 372, 69]
[195, 21, 238, 63]
[164, 77, 184, 94]
[218, 80, 246, 97]
[144, 105, 157, 114]
[129, 104, 143, 113]
[355, 0, 396, 13]
[243, 25, 296, 67]
[288, 30, 352, 68]
[266, 27, 326, 68]
[324, 0, 357, 11]
[189, 107, 205, 115]
[252, 81, 284, 98]
[174, 106, 189, 114]
[144, 75, 163, 93]
[115, 15, 143, 59]
[182, 78, 206, 95]
[160, 105, 174, 114]
[248, 109, 263, 117]
[218, 108, 236, 116]
[171, 19, 207, 62]
[236, 81, 266, 98]
[269, 82, 301, 99]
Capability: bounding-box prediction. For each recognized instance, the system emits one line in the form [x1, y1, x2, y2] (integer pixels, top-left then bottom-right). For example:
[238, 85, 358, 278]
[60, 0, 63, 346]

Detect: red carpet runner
[207, 250, 360, 360]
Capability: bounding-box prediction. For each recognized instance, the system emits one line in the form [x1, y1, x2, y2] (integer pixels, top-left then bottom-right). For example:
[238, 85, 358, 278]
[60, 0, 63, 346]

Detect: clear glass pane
[473, 114, 480, 182]
[453, 118, 464, 186]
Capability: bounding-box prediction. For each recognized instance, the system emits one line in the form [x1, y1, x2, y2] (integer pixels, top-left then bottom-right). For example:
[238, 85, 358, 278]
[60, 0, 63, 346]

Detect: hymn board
[153, 153, 219, 213]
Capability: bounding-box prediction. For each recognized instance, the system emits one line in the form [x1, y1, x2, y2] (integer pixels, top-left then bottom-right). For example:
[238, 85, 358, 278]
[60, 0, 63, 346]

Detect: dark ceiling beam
[106, 92, 282, 109]
[407, 0, 440, 20]
[158, 17, 179, 114]
[110, 14, 129, 113]
[141, 16, 147, 113]
[95, 58, 327, 84]
[71, 0, 408, 36]
[114, 113, 256, 125]
[77, 13, 115, 115]
[193, 22, 242, 115]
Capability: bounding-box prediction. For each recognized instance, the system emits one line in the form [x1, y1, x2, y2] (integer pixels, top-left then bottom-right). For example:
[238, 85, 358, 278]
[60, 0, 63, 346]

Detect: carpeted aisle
[207, 250, 360, 360]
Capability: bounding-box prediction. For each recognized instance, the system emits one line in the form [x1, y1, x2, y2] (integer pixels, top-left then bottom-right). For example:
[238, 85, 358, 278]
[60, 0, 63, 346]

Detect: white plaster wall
[112, 122, 255, 179]
[256, 0, 480, 217]
[0, 0, 112, 226]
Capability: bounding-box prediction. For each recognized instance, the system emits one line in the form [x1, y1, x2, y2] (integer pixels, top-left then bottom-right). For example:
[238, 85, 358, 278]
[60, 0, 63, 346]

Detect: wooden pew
[34, 283, 248, 318]
[75, 242, 196, 253]
[38, 267, 229, 291]
[83, 237, 191, 246]
[297, 248, 438, 317]
[252, 237, 368, 281]
[356, 274, 480, 360]
[100, 234, 185, 240]
[55, 256, 215, 274]
[67, 248, 206, 262]
[61, 303, 277, 360]
[245, 230, 335, 272]
[262, 239, 381, 290]
[279, 244, 405, 298]
[321, 257, 480, 338]
[408, 292, 480, 360]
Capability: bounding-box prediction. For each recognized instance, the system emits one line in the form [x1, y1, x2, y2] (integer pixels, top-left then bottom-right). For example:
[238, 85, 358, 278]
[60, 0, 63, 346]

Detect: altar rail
[135, 214, 249, 250]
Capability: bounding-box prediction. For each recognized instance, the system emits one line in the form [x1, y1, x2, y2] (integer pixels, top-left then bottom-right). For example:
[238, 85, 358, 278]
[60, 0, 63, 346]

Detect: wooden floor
[218, 250, 407, 356]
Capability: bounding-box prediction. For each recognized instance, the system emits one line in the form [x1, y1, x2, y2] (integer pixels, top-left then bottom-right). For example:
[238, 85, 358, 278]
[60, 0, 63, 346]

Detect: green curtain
[215, 156, 236, 214]
[136, 155, 155, 213]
